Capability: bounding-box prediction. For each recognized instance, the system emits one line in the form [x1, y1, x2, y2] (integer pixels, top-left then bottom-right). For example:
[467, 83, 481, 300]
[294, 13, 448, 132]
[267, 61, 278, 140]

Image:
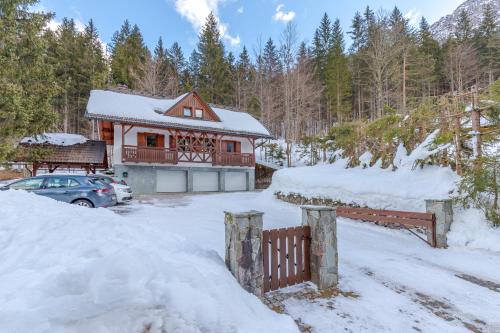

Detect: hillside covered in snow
[430, 0, 500, 41]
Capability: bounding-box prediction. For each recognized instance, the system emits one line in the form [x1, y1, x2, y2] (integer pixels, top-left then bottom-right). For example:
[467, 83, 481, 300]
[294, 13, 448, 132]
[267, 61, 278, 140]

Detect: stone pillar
[224, 210, 264, 296]
[425, 199, 453, 248]
[301, 206, 338, 290]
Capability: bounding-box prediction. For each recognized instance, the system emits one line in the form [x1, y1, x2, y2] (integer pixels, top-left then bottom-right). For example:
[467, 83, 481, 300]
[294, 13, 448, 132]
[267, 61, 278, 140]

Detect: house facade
[85, 89, 272, 193]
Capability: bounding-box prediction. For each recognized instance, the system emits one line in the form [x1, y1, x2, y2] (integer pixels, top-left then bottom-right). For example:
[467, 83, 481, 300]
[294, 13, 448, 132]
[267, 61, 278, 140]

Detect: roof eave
[86, 112, 274, 139]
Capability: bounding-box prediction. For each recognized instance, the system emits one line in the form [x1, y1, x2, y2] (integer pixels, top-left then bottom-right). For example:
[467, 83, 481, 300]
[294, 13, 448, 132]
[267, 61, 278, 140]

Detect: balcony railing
[122, 145, 255, 167]
[122, 145, 177, 164]
[213, 152, 254, 167]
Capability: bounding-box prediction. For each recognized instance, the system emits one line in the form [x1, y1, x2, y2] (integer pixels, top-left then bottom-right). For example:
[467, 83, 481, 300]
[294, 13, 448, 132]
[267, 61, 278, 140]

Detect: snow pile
[21, 133, 87, 146]
[269, 162, 458, 211]
[0, 190, 298, 333]
[447, 207, 500, 253]
[269, 131, 461, 211]
[395, 130, 451, 169]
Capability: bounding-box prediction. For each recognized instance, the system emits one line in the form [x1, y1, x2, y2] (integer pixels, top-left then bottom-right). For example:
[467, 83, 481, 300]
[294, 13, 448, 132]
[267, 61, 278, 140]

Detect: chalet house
[85, 90, 272, 193]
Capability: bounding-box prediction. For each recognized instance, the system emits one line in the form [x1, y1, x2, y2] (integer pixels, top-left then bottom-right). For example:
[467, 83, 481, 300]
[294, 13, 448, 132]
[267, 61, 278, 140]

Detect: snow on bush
[21, 133, 87, 146]
[0, 190, 298, 333]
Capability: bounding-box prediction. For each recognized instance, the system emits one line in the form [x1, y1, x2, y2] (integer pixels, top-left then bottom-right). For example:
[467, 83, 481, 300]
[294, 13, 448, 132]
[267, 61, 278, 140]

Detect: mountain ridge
[430, 0, 500, 41]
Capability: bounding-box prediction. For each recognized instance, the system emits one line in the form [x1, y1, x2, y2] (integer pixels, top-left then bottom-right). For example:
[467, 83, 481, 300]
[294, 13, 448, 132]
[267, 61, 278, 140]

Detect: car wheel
[72, 199, 94, 208]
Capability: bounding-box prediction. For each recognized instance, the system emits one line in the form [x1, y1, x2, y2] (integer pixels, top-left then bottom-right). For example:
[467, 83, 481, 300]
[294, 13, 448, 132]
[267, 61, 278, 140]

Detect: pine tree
[82, 19, 107, 89]
[168, 42, 187, 92]
[187, 49, 200, 90]
[477, 4, 500, 86]
[455, 9, 473, 43]
[389, 6, 412, 113]
[0, 0, 58, 161]
[416, 17, 442, 96]
[110, 20, 148, 89]
[196, 12, 231, 104]
[349, 11, 366, 119]
[263, 38, 281, 79]
[326, 19, 351, 123]
[235, 46, 253, 111]
[312, 13, 332, 84]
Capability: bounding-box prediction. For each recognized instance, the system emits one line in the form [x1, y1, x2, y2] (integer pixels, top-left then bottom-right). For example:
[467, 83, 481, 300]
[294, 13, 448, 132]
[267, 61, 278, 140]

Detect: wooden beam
[124, 125, 135, 135]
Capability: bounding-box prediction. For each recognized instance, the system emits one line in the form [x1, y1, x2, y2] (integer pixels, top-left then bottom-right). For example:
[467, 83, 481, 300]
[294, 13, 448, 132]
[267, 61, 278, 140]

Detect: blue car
[0, 175, 117, 208]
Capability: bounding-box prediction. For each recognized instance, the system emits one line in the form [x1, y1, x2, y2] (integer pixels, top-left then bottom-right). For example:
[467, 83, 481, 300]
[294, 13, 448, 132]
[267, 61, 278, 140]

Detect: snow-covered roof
[21, 133, 87, 146]
[86, 90, 272, 138]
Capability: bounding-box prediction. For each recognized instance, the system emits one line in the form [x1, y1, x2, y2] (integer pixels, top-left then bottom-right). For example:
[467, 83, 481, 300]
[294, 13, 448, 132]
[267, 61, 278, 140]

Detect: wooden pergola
[15, 140, 108, 176]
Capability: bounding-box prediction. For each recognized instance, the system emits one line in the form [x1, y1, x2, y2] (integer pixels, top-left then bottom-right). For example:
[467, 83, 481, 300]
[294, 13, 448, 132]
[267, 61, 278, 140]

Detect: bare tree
[362, 13, 403, 118]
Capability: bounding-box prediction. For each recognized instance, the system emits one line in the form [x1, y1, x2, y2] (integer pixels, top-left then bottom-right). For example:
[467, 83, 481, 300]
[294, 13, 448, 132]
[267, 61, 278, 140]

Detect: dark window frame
[146, 134, 157, 147]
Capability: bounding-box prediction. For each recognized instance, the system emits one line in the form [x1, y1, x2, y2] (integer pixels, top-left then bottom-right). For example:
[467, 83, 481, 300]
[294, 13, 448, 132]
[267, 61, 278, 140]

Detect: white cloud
[45, 18, 85, 32]
[46, 18, 108, 56]
[174, 0, 241, 46]
[404, 9, 421, 27]
[29, 4, 108, 56]
[273, 4, 295, 23]
[237, 6, 243, 14]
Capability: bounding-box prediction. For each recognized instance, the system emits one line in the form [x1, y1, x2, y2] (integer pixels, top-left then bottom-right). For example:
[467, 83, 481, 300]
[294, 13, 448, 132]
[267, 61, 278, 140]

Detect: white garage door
[193, 171, 219, 192]
[225, 172, 247, 191]
[156, 170, 187, 192]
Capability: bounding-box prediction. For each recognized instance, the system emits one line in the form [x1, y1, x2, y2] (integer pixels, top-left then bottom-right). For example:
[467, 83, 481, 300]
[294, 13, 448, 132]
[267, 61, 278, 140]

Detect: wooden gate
[336, 207, 437, 247]
[262, 226, 311, 292]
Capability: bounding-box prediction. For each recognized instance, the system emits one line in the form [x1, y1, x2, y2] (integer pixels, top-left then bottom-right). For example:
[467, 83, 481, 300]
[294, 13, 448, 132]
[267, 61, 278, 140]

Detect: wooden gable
[165, 92, 221, 122]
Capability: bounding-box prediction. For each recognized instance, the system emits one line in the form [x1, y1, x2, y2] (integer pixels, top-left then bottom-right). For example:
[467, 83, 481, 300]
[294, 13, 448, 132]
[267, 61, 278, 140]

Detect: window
[138, 133, 164, 148]
[195, 109, 203, 118]
[46, 177, 80, 189]
[183, 107, 192, 117]
[9, 178, 44, 190]
[146, 135, 157, 147]
[226, 142, 235, 153]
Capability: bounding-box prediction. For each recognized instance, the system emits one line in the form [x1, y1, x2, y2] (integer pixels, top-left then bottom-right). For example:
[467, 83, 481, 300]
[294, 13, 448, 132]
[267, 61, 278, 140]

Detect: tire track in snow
[354, 265, 488, 333]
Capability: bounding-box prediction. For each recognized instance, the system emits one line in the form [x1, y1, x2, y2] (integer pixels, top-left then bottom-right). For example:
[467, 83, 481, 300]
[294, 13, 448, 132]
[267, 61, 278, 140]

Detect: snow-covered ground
[2, 190, 500, 332]
[268, 130, 500, 253]
[113, 193, 500, 333]
[0, 190, 298, 333]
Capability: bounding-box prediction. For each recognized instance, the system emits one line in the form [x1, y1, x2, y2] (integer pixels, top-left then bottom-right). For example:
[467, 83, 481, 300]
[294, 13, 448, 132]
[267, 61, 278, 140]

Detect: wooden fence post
[301, 206, 338, 290]
[224, 210, 264, 297]
[425, 199, 453, 248]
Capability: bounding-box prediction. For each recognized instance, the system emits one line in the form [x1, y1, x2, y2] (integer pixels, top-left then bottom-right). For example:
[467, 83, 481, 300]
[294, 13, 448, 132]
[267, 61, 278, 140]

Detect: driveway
[112, 191, 500, 333]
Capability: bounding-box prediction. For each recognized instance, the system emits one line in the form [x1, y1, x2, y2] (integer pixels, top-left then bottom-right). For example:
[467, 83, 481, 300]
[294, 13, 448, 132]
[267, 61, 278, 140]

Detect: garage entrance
[193, 171, 219, 192]
[156, 170, 187, 192]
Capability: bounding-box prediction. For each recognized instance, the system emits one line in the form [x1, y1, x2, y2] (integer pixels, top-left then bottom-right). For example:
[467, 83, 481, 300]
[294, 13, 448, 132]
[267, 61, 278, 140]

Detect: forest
[1, 1, 499, 142]
[0, 0, 499, 222]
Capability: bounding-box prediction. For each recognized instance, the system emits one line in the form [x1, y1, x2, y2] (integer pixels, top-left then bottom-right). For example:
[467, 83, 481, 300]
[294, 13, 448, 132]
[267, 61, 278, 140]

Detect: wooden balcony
[122, 145, 255, 167]
[122, 145, 177, 164]
[213, 152, 255, 167]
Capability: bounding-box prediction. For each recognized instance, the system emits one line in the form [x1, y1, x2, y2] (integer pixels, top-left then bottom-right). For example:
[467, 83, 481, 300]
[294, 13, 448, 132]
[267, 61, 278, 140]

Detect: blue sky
[37, 0, 463, 56]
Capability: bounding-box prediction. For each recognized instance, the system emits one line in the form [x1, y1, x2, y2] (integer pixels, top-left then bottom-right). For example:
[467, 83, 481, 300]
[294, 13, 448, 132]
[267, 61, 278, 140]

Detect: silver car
[1, 175, 117, 208]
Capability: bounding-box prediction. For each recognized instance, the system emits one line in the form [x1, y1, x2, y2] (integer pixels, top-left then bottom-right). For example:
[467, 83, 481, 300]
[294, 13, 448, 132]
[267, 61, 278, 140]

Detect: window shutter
[157, 134, 165, 148]
[137, 133, 147, 147]
[235, 142, 241, 153]
[169, 135, 176, 149]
